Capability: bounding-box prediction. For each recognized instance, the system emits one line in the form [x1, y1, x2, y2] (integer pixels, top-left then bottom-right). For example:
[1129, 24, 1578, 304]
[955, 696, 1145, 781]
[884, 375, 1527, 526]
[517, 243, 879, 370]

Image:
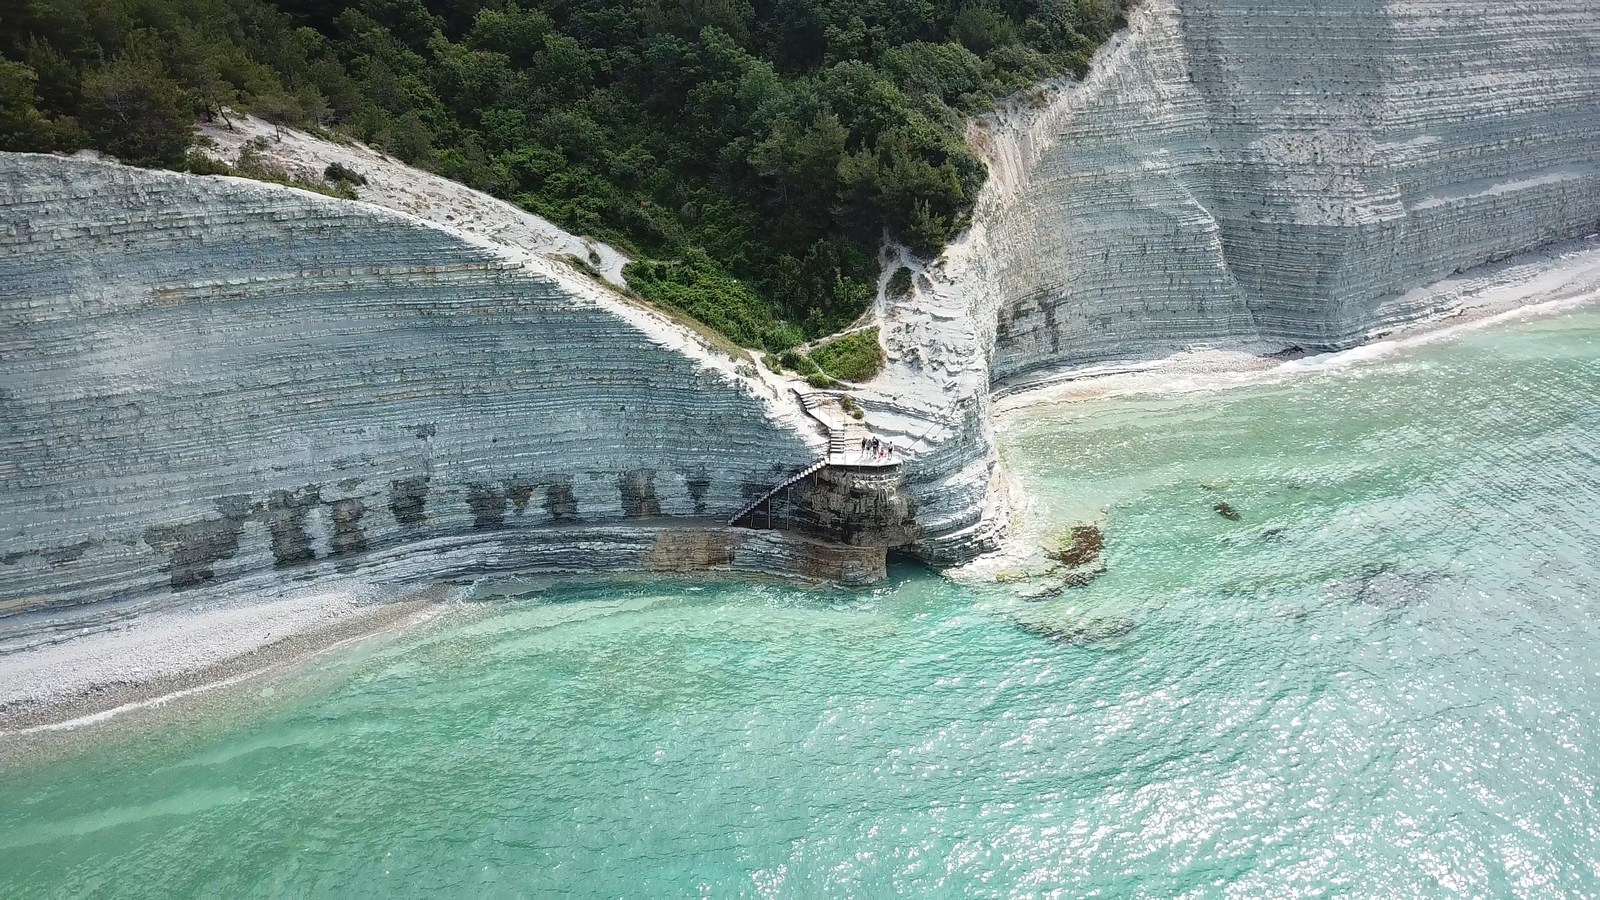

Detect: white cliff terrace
[728, 387, 914, 538]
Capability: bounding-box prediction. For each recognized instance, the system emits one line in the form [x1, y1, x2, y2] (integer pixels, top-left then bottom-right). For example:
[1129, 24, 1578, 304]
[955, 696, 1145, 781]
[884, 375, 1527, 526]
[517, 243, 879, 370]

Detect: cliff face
[0, 155, 830, 626]
[4, 0, 1598, 625]
[949, 0, 1600, 385]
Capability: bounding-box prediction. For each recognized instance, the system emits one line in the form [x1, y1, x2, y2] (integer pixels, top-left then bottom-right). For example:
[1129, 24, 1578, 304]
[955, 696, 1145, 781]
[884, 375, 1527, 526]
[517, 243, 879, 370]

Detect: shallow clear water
[3, 306, 1598, 896]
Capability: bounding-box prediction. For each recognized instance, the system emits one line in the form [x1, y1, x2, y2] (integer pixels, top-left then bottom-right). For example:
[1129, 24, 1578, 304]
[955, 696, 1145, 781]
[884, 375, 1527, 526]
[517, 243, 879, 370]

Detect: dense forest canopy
[1, 0, 1127, 350]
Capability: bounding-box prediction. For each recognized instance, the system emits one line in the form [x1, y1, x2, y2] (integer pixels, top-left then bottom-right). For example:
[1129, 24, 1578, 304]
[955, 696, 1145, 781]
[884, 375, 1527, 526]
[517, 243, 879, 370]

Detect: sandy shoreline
[0, 585, 457, 743]
[956, 238, 1600, 584]
[992, 235, 1600, 415]
[5, 237, 1596, 742]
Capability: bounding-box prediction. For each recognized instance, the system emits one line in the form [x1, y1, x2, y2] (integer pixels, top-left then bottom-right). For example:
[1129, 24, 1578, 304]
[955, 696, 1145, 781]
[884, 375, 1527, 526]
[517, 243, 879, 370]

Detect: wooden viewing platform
[728, 387, 904, 528]
[794, 387, 904, 468]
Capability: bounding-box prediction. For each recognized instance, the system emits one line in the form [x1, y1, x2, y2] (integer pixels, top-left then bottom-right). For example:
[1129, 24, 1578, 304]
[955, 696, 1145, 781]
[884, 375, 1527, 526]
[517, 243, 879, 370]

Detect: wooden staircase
[796, 388, 876, 464]
[727, 459, 827, 526]
[729, 386, 900, 529]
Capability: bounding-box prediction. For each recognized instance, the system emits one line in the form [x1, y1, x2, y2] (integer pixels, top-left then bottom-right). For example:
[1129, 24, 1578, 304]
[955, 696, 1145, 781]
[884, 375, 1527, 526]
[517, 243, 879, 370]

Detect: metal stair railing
[727, 458, 828, 526]
[732, 382, 917, 528]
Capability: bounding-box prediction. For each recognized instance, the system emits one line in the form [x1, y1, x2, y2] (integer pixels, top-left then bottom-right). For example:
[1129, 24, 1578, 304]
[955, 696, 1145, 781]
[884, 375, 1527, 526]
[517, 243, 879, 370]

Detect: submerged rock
[1046, 524, 1105, 568]
[1015, 582, 1065, 603]
[1214, 502, 1242, 521]
[1015, 614, 1137, 648]
[1017, 564, 1108, 602]
[1355, 567, 1440, 609]
[1012, 523, 1111, 601]
[1325, 564, 1444, 609]
[1060, 566, 1107, 588]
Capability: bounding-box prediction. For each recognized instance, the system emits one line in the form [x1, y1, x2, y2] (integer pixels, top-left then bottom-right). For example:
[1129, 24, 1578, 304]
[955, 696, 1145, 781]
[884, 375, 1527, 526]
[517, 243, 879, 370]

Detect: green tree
[0, 60, 61, 152]
[0, 0, 1129, 350]
[20, 38, 79, 115]
[378, 108, 432, 162]
[80, 52, 192, 166]
[465, 6, 552, 68]
[953, 1, 1021, 55]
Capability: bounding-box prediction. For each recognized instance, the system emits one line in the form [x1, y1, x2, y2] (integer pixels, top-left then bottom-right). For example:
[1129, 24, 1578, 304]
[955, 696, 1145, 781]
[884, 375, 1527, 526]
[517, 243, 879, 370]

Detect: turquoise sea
[2, 304, 1597, 896]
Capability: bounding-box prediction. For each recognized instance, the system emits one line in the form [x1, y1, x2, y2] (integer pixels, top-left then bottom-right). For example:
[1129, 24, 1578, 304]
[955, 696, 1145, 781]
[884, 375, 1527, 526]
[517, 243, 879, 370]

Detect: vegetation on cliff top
[807, 327, 885, 382]
[1, 0, 1126, 351]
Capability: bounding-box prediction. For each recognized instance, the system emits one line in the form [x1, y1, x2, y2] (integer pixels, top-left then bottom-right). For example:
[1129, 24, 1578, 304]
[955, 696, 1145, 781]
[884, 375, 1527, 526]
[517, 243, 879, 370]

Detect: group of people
[859, 436, 898, 461]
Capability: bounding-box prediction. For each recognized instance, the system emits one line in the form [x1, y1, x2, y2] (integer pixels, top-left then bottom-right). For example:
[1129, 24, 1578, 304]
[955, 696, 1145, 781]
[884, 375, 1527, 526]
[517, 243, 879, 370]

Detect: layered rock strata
[0, 154, 835, 632]
[939, 0, 1600, 386]
[5, 0, 1600, 636]
[736, 466, 923, 551]
[847, 0, 1600, 565]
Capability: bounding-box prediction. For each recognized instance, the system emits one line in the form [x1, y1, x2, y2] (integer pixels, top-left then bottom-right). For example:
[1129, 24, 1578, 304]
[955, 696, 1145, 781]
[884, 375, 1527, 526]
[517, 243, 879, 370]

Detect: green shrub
[625, 252, 785, 351]
[324, 161, 368, 186]
[778, 349, 821, 376]
[806, 328, 885, 383]
[180, 151, 234, 176]
[231, 144, 358, 200]
[565, 255, 604, 281]
[0, 0, 1129, 349]
[887, 267, 914, 300]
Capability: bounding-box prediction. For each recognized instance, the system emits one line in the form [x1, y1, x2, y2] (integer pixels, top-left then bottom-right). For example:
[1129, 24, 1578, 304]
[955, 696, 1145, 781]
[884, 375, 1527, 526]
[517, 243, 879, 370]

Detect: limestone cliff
[4, 0, 1599, 629]
[937, 0, 1600, 387]
[0, 154, 843, 631]
[856, 0, 1600, 567]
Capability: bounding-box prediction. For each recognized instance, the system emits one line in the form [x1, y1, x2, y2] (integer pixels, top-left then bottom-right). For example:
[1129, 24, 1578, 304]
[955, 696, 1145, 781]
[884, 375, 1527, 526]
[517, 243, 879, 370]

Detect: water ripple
[2, 308, 1598, 895]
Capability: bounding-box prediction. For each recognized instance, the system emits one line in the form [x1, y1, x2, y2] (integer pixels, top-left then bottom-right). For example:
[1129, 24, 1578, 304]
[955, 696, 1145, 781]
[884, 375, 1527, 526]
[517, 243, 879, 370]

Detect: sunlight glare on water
[2, 305, 1597, 896]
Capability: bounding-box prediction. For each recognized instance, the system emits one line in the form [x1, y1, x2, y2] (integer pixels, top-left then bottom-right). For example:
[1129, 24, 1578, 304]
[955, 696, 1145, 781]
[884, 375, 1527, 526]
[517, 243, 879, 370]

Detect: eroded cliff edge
[923, 0, 1600, 388]
[1, 154, 916, 637]
[4, 0, 1599, 647]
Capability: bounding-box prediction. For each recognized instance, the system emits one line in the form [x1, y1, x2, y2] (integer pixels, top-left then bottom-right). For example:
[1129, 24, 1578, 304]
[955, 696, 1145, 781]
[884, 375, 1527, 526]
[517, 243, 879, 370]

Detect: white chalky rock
[4, 0, 1600, 632]
[861, 0, 1600, 564]
[942, 0, 1600, 386]
[0, 154, 836, 636]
